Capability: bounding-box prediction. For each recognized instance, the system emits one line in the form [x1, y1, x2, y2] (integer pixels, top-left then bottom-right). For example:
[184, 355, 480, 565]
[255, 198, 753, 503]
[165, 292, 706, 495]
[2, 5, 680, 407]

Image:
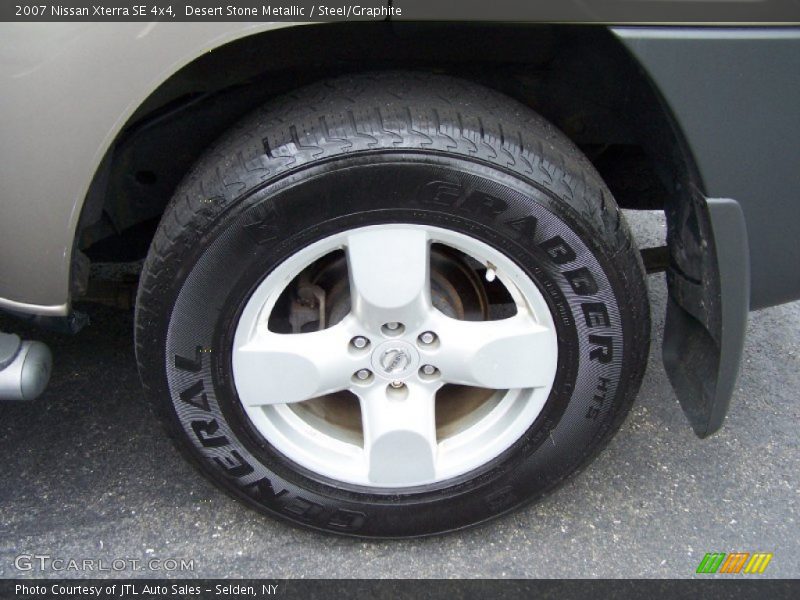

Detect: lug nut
[419, 331, 437, 345]
[421, 364, 437, 376]
[351, 336, 369, 349]
[381, 322, 406, 336]
[355, 369, 372, 381]
[390, 380, 404, 389]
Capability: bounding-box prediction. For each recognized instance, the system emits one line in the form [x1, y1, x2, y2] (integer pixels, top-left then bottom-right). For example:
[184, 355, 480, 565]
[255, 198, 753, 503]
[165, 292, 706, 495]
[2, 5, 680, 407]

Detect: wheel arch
[75, 23, 705, 265]
[75, 22, 734, 437]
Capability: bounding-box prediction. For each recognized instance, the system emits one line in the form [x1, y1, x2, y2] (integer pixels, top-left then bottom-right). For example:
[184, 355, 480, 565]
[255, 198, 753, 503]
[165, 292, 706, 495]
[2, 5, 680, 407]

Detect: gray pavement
[0, 211, 798, 579]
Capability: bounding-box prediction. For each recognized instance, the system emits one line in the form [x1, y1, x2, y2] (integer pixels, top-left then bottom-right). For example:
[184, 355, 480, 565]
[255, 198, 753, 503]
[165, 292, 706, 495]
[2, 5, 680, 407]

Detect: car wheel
[135, 72, 650, 537]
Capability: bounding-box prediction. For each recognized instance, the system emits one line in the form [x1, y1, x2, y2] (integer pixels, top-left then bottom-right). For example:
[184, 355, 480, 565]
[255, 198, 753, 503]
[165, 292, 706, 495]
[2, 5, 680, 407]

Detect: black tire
[135, 72, 650, 538]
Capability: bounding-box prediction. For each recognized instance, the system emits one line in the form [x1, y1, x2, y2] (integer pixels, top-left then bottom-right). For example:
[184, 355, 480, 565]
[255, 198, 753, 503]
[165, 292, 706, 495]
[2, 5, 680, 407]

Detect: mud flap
[662, 196, 749, 438]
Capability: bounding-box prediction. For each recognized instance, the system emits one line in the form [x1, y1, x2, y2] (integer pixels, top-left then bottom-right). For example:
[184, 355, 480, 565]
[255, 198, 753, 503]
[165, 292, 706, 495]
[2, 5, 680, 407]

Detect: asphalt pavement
[1, 211, 798, 579]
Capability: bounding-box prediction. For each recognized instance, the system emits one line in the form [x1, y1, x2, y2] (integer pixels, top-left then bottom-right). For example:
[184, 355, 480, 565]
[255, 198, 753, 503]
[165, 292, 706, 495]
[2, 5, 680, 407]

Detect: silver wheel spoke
[346, 227, 431, 331]
[358, 383, 439, 485]
[234, 322, 354, 406]
[431, 312, 557, 390]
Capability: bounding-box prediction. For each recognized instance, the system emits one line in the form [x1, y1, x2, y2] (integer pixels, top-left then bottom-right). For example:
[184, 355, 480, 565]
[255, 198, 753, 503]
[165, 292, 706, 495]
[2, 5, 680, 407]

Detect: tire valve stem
[485, 262, 497, 283]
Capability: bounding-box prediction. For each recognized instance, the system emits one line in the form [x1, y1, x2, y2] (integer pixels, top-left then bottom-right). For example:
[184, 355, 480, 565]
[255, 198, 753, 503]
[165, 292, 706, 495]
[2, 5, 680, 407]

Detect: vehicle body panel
[0, 22, 301, 315]
[614, 28, 800, 310]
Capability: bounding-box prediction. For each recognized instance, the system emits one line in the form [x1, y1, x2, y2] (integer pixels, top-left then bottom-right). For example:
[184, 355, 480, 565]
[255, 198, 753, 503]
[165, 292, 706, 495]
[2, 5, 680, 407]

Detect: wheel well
[76, 22, 699, 263]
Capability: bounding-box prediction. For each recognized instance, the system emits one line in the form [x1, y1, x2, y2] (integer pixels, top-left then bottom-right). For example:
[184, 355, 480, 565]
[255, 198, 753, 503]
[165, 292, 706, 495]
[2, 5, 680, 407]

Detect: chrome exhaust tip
[0, 333, 52, 401]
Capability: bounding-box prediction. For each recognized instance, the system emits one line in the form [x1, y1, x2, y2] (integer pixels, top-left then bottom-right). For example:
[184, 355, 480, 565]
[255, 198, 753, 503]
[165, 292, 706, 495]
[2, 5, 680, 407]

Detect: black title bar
[3, 579, 800, 600]
[2, 0, 800, 23]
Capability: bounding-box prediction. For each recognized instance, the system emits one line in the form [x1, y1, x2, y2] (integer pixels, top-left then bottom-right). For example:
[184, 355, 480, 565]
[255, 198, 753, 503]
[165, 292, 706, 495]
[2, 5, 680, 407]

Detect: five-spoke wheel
[233, 226, 558, 487]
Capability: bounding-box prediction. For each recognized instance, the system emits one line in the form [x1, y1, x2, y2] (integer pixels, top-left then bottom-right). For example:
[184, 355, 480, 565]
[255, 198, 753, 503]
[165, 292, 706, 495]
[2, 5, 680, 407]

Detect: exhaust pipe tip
[18, 341, 52, 400]
[0, 335, 52, 401]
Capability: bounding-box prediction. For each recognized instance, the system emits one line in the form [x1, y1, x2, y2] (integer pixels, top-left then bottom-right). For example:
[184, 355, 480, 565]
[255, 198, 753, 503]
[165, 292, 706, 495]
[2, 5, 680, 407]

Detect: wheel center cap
[371, 340, 419, 379]
[380, 348, 411, 373]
